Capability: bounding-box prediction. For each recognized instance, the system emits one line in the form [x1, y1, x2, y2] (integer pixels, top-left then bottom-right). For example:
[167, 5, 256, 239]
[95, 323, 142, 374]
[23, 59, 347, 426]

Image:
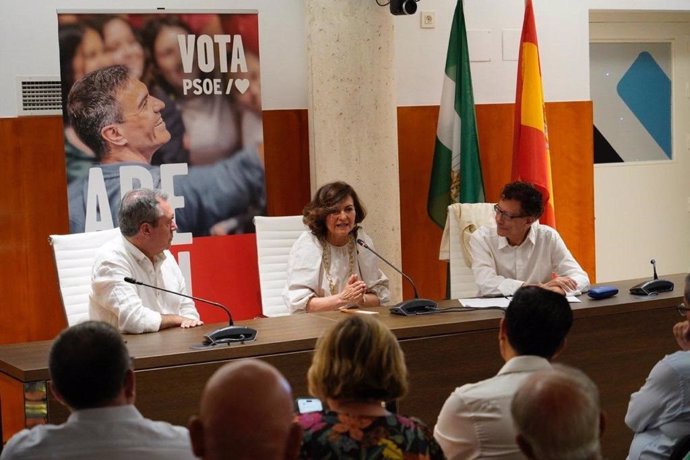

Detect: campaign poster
[57, 12, 265, 320]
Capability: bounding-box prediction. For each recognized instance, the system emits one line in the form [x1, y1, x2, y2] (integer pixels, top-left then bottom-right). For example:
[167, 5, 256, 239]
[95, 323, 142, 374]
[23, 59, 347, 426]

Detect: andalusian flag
[427, 0, 484, 229]
[512, 0, 555, 227]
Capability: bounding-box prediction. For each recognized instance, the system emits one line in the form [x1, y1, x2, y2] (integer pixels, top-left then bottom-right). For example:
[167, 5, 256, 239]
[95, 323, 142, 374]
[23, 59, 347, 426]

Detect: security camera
[390, 0, 417, 15]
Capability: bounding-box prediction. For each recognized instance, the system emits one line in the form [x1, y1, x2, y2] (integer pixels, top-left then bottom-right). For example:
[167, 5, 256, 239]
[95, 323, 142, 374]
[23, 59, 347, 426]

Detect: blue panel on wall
[617, 52, 672, 158]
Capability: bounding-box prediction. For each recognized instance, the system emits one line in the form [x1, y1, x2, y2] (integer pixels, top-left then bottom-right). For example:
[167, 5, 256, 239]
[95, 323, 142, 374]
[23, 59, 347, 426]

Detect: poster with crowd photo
[57, 11, 266, 320]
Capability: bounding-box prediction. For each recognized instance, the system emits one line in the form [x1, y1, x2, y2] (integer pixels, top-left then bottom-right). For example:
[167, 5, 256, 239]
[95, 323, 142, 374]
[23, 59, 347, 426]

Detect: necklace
[321, 235, 356, 295]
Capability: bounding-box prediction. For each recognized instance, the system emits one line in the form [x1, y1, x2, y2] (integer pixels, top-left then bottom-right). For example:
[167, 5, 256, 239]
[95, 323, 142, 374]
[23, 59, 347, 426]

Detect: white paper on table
[459, 295, 581, 308]
[459, 298, 511, 308]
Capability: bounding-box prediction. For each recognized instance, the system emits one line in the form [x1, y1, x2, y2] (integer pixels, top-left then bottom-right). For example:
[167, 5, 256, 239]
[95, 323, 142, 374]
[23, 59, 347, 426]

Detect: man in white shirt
[189, 359, 302, 460]
[0, 321, 196, 460]
[512, 365, 605, 460]
[469, 181, 589, 297]
[89, 188, 203, 333]
[434, 286, 572, 460]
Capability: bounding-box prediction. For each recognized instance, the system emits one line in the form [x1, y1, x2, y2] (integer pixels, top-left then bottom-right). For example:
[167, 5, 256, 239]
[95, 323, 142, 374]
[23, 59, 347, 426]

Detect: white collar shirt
[89, 234, 199, 333]
[434, 355, 553, 460]
[0, 405, 196, 460]
[469, 222, 590, 297]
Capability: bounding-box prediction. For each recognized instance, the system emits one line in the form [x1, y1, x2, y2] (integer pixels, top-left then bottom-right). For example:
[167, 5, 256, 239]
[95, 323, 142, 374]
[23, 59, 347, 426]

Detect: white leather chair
[439, 203, 496, 299]
[254, 215, 307, 317]
[49, 228, 121, 326]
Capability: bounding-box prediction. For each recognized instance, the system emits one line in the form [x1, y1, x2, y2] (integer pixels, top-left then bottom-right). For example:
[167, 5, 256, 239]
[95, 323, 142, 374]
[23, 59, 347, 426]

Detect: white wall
[0, 0, 308, 117]
[395, 0, 590, 106]
[2, 0, 690, 282]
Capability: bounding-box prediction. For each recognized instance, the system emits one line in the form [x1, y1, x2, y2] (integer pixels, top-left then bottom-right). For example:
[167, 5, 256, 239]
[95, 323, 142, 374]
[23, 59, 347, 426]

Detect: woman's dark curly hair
[303, 181, 366, 239]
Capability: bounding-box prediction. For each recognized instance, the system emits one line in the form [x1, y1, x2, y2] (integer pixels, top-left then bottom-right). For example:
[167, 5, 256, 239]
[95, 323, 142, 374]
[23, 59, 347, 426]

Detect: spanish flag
[512, 0, 555, 228]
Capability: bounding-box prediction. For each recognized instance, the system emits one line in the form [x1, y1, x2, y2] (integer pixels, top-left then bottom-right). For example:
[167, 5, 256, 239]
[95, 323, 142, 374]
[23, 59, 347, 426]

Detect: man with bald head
[189, 359, 302, 460]
[511, 365, 605, 460]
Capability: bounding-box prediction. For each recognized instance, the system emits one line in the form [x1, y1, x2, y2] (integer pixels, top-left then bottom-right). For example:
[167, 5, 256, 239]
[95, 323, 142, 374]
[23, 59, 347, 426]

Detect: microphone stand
[124, 277, 257, 345]
[355, 239, 438, 315]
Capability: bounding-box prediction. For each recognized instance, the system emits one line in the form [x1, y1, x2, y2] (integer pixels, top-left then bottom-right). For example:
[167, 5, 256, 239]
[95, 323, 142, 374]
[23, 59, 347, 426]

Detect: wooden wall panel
[397, 106, 447, 300]
[262, 109, 311, 216]
[0, 117, 69, 345]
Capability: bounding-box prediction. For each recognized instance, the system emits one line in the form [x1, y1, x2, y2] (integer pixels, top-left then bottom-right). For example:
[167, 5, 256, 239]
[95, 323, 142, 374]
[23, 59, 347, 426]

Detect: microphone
[628, 259, 674, 296]
[123, 277, 257, 345]
[651, 259, 658, 280]
[355, 239, 438, 315]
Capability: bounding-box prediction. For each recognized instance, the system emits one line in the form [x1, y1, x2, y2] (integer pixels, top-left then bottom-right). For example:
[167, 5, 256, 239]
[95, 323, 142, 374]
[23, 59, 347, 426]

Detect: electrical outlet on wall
[421, 11, 435, 29]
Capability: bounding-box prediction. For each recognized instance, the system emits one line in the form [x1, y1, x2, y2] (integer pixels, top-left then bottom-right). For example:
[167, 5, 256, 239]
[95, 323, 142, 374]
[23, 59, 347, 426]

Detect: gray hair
[511, 364, 602, 460]
[118, 188, 168, 237]
[67, 64, 130, 160]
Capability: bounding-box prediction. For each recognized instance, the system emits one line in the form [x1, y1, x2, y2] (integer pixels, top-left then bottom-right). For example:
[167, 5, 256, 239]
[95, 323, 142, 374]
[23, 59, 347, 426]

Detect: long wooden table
[0, 274, 685, 459]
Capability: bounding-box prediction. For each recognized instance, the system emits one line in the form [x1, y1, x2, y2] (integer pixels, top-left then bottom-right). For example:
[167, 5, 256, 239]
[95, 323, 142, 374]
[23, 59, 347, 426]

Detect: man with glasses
[625, 274, 690, 459]
[0, 321, 196, 459]
[469, 181, 589, 297]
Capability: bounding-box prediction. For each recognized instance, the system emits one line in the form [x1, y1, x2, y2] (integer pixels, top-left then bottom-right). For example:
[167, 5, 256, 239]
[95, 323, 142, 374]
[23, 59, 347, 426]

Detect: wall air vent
[16, 76, 62, 116]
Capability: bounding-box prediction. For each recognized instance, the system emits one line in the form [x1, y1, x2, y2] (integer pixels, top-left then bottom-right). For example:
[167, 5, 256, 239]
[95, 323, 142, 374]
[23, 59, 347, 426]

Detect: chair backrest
[443, 202, 496, 299]
[49, 228, 122, 326]
[254, 215, 307, 317]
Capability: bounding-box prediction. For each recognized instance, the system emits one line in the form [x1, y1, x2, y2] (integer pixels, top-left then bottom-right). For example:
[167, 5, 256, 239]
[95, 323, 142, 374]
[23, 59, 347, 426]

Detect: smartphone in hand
[295, 398, 323, 414]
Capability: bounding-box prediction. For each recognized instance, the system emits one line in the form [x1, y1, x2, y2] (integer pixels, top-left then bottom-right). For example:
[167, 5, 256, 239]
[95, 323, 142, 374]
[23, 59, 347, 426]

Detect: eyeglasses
[677, 303, 690, 317]
[493, 204, 528, 220]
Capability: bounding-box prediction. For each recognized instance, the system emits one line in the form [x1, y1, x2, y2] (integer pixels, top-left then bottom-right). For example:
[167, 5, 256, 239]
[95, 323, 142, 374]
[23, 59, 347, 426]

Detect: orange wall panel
[0, 116, 69, 345]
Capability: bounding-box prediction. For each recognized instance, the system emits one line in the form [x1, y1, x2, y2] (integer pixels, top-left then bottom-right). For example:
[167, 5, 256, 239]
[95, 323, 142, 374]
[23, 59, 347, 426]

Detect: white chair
[49, 228, 122, 326]
[254, 215, 307, 317]
[439, 203, 496, 299]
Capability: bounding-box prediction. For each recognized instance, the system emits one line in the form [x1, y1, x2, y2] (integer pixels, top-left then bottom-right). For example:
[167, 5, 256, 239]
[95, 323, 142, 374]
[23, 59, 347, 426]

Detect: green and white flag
[427, 0, 484, 228]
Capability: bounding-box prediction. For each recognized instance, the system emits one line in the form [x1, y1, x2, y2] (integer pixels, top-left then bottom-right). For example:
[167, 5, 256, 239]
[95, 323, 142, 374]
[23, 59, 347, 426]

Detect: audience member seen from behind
[89, 188, 203, 333]
[469, 181, 590, 297]
[298, 314, 444, 459]
[625, 273, 690, 459]
[189, 359, 302, 460]
[283, 181, 390, 313]
[511, 365, 605, 460]
[434, 286, 572, 459]
[0, 321, 195, 460]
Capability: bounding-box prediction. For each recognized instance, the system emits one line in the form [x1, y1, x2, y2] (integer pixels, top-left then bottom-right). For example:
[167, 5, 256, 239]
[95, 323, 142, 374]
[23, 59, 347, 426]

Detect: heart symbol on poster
[235, 79, 250, 94]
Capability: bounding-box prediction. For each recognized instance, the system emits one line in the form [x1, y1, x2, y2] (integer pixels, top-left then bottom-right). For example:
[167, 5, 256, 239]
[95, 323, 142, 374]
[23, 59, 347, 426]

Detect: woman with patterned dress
[297, 314, 445, 459]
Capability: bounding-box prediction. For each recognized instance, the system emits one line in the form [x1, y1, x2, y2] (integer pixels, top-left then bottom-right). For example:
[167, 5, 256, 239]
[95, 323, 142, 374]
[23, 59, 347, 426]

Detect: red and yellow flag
[512, 0, 555, 228]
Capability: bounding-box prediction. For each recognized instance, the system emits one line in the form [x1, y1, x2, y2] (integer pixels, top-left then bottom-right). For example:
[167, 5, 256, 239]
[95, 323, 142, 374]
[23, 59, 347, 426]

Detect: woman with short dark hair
[283, 181, 389, 313]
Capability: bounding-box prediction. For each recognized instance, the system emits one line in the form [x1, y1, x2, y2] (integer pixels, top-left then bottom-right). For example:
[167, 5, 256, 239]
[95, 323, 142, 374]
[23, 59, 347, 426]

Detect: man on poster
[67, 64, 265, 237]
